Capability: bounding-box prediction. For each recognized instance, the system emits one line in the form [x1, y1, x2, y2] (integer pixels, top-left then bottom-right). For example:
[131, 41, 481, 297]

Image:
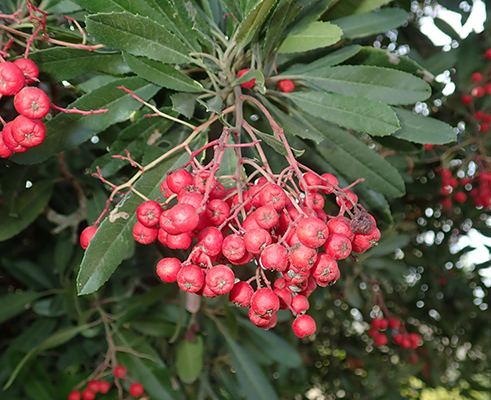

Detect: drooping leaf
[289, 91, 400, 136]
[86, 12, 193, 64]
[77, 150, 188, 295]
[333, 8, 408, 39]
[176, 336, 204, 384]
[12, 77, 159, 165]
[297, 65, 431, 105]
[0, 180, 53, 242]
[123, 53, 203, 92]
[278, 21, 343, 53]
[0, 292, 45, 325]
[391, 108, 457, 144]
[26, 48, 130, 81]
[236, 0, 276, 47]
[282, 45, 362, 75]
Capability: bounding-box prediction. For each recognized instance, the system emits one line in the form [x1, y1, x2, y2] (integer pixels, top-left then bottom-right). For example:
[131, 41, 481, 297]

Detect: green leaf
[171, 93, 198, 119]
[333, 8, 408, 39]
[176, 336, 204, 384]
[11, 77, 159, 165]
[278, 21, 343, 53]
[325, 0, 395, 18]
[26, 48, 130, 81]
[289, 91, 400, 136]
[254, 130, 304, 157]
[391, 108, 457, 145]
[283, 45, 362, 75]
[236, 0, 277, 47]
[299, 65, 431, 105]
[0, 180, 53, 241]
[123, 53, 203, 92]
[288, 0, 335, 35]
[3, 324, 93, 390]
[197, 95, 223, 114]
[86, 12, 192, 64]
[0, 292, 45, 324]
[239, 320, 302, 368]
[77, 150, 187, 295]
[220, 323, 279, 400]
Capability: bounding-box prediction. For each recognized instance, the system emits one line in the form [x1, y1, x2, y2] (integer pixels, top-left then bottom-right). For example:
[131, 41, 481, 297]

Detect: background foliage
[1, 0, 491, 399]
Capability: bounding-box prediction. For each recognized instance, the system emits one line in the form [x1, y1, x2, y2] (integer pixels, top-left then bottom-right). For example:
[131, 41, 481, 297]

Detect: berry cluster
[68, 365, 146, 400]
[368, 316, 423, 355]
[128, 163, 380, 338]
[0, 58, 51, 158]
[439, 168, 491, 210]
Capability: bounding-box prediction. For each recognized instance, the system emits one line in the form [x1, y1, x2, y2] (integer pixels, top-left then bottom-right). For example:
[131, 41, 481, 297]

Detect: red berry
[320, 173, 338, 194]
[472, 86, 485, 98]
[0, 62, 25, 95]
[251, 288, 280, 316]
[259, 183, 286, 210]
[260, 243, 288, 272]
[461, 94, 473, 105]
[0, 131, 14, 159]
[454, 191, 467, 203]
[114, 365, 127, 379]
[480, 123, 489, 132]
[132, 221, 158, 244]
[205, 264, 235, 295]
[13, 58, 39, 83]
[371, 317, 388, 330]
[98, 380, 111, 394]
[14, 87, 50, 119]
[254, 205, 279, 230]
[11, 115, 45, 148]
[206, 199, 230, 226]
[288, 242, 317, 271]
[136, 200, 162, 227]
[237, 68, 255, 89]
[311, 253, 339, 287]
[291, 294, 310, 315]
[166, 231, 193, 250]
[87, 380, 100, 393]
[243, 228, 272, 254]
[197, 226, 223, 256]
[374, 333, 388, 346]
[249, 307, 274, 327]
[336, 190, 358, 209]
[156, 257, 182, 283]
[81, 389, 96, 400]
[296, 217, 329, 248]
[292, 314, 316, 338]
[129, 382, 144, 398]
[177, 264, 205, 293]
[475, 110, 485, 119]
[324, 233, 352, 260]
[471, 72, 483, 83]
[168, 203, 199, 233]
[222, 234, 246, 261]
[326, 216, 354, 240]
[80, 225, 98, 249]
[2, 122, 27, 153]
[68, 391, 81, 400]
[229, 281, 254, 307]
[166, 169, 193, 194]
[278, 79, 295, 93]
[389, 318, 401, 329]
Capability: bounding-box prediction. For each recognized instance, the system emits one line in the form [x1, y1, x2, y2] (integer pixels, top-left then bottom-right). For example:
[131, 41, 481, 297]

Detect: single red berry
[351, 226, 381, 253]
[132, 221, 158, 244]
[475, 110, 485, 119]
[0, 131, 14, 159]
[480, 123, 489, 132]
[292, 314, 316, 338]
[288, 242, 318, 271]
[296, 217, 329, 248]
[244, 228, 272, 254]
[472, 86, 485, 98]
[177, 264, 205, 293]
[222, 234, 246, 261]
[374, 333, 388, 346]
[389, 318, 401, 330]
[205, 264, 235, 295]
[136, 200, 162, 227]
[68, 391, 81, 400]
[0, 61, 25, 96]
[291, 295, 310, 315]
[98, 380, 111, 394]
[80, 225, 98, 249]
[471, 72, 483, 83]
[320, 172, 338, 194]
[283, 265, 310, 285]
[324, 233, 352, 260]
[2, 122, 27, 153]
[259, 183, 287, 210]
[260, 243, 289, 272]
[87, 380, 100, 393]
[326, 216, 355, 240]
[229, 281, 254, 307]
[205, 199, 230, 226]
[160, 179, 173, 198]
[13, 58, 39, 83]
[311, 253, 340, 287]
[254, 205, 279, 230]
[454, 191, 467, 203]
[461, 94, 473, 105]
[485, 83, 491, 95]
[278, 79, 295, 93]
[156, 257, 182, 283]
[166, 169, 193, 194]
[14, 87, 50, 119]
[81, 389, 96, 400]
[193, 171, 216, 194]
[249, 307, 274, 328]
[299, 276, 317, 297]
[408, 333, 422, 348]
[336, 190, 358, 210]
[11, 115, 45, 148]
[166, 231, 193, 250]
[251, 288, 280, 317]
[114, 365, 127, 379]
[168, 203, 199, 233]
[274, 287, 293, 310]
[129, 382, 144, 398]
[197, 226, 224, 256]
[237, 68, 255, 89]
